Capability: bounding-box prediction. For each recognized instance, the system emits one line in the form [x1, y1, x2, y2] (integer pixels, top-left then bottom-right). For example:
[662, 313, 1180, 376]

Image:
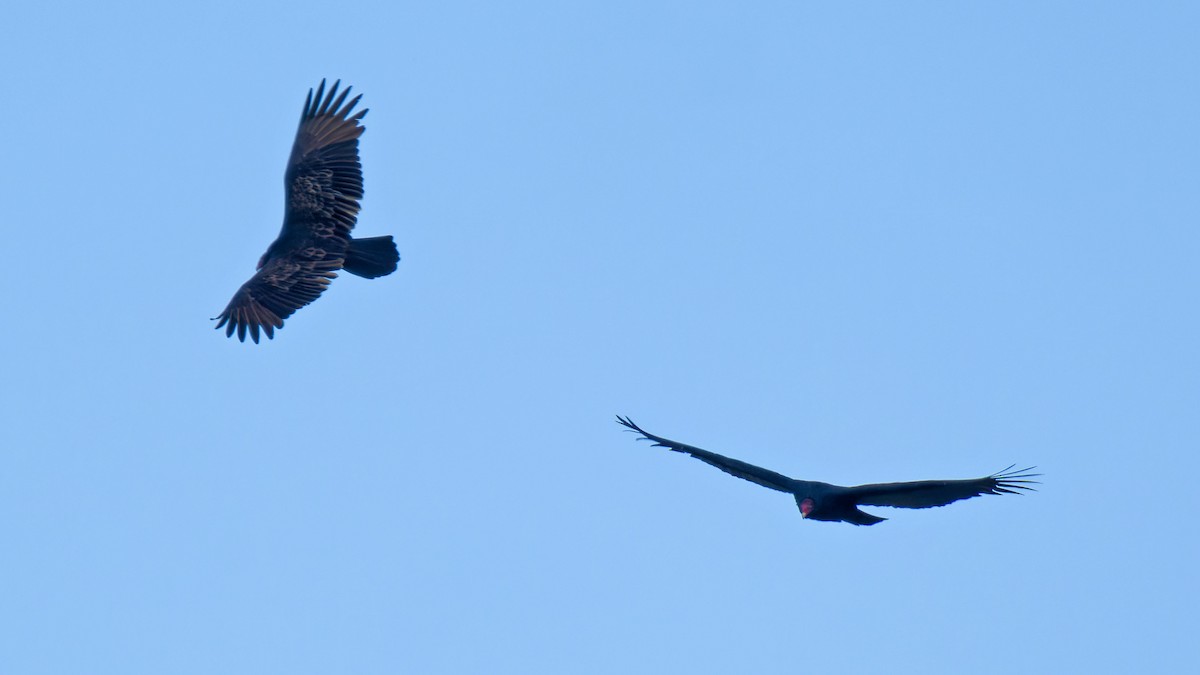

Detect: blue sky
[2, 1, 1197, 673]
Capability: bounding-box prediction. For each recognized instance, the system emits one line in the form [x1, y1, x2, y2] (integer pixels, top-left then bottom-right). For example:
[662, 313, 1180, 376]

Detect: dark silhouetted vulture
[617, 416, 1038, 526]
[214, 80, 399, 343]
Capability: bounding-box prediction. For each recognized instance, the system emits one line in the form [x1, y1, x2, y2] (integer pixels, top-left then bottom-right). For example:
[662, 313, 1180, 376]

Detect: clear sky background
[2, 2, 1197, 673]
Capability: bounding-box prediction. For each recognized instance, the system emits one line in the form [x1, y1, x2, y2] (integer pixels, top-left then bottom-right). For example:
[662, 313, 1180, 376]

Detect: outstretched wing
[283, 79, 368, 242]
[847, 465, 1040, 509]
[213, 254, 340, 343]
[616, 416, 796, 492]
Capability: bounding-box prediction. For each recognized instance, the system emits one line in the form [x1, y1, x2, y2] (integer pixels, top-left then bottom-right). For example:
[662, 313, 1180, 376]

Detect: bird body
[214, 80, 400, 343]
[616, 416, 1037, 526]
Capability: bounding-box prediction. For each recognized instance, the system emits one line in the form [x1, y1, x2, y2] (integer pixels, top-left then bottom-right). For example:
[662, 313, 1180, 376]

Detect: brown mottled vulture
[617, 416, 1039, 526]
[214, 80, 399, 343]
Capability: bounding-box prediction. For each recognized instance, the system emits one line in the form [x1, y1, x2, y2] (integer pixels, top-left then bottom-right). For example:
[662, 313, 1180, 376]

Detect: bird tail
[845, 508, 887, 526]
[344, 235, 400, 279]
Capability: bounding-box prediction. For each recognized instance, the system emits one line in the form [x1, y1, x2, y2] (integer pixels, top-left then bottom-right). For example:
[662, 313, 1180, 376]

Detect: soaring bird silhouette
[616, 416, 1038, 526]
[214, 80, 399, 343]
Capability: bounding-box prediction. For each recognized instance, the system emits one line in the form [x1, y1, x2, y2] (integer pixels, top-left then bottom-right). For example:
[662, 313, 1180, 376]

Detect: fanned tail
[343, 235, 399, 279]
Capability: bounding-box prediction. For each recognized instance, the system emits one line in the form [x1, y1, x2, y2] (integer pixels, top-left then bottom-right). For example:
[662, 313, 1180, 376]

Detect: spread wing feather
[213, 255, 340, 343]
[284, 78, 367, 241]
[847, 465, 1040, 509]
[616, 416, 796, 492]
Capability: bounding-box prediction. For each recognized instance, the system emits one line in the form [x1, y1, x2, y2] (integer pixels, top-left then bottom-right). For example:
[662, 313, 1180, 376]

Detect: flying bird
[616, 416, 1038, 526]
[214, 80, 400, 343]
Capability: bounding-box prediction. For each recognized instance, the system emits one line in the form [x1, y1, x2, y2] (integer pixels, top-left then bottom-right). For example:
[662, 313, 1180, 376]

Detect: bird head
[798, 498, 815, 518]
[256, 253, 268, 271]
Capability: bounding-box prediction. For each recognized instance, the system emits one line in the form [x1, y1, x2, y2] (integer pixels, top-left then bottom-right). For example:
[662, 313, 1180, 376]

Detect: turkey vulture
[214, 80, 400, 343]
[616, 416, 1038, 526]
